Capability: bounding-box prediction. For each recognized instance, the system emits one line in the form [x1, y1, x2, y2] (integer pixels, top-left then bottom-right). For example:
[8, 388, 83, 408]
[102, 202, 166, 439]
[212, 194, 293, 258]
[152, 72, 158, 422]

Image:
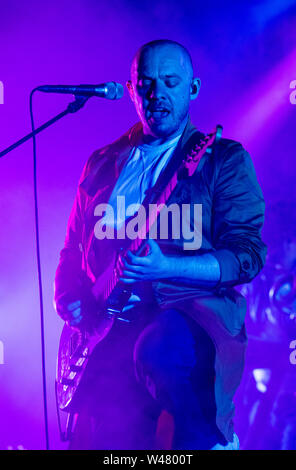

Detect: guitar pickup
[61, 377, 74, 387]
[117, 316, 132, 323]
[106, 307, 121, 317]
[70, 364, 82, 372]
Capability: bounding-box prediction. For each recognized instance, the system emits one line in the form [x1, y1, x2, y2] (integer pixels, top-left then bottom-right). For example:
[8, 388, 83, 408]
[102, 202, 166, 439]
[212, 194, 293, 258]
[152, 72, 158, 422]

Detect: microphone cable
[0, 88, 93, 450]
[29, 88, 50, 450]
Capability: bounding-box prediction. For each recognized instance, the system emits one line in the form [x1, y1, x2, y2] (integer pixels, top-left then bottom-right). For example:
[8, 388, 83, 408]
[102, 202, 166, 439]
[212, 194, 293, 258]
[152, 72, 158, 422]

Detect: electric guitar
[55, 125, 223, 412]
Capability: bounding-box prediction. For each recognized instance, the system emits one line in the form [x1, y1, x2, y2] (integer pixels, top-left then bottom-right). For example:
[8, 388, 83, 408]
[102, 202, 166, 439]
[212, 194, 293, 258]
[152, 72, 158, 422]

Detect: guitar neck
[130, 170, 179, 252]
[102, 169, 179, 302]
[102, 125, 222, 302]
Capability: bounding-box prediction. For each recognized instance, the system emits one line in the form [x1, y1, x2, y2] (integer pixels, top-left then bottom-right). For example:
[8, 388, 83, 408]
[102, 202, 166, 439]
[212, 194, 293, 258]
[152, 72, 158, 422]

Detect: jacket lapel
[79, 117, 203, 203]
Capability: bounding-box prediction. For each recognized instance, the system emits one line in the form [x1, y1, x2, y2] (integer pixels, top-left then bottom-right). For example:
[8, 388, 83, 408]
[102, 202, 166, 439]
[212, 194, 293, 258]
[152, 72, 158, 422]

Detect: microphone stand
[0, 94, 90, 158]
[0, 92, 90, 450]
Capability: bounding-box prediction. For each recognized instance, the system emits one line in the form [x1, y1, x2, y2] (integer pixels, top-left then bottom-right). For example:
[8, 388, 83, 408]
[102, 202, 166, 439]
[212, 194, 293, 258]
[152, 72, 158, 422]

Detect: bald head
[131, 39, 194, 81]
[127, 39, 200, 143]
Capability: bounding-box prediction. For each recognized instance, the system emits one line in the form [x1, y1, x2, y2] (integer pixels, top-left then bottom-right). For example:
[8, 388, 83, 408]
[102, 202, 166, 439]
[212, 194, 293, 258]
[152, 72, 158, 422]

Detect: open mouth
[148, 108, 170, 120]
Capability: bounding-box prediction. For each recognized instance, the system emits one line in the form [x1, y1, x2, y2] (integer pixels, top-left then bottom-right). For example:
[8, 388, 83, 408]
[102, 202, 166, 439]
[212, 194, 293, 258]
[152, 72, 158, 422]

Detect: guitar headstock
[182, 124, 223, 177]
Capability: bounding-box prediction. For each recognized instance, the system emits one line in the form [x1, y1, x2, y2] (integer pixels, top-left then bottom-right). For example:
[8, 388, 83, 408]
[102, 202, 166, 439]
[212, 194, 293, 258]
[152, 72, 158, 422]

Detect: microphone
[36, 81, 124, 100]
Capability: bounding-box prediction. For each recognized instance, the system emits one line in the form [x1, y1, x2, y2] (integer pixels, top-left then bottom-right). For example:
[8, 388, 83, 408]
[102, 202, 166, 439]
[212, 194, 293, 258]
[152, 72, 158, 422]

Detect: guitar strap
[140, 129, 205, 210]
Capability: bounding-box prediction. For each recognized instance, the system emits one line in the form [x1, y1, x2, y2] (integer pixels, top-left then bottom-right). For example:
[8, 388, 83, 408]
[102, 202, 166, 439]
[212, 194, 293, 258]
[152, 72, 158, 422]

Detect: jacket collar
[127, 116, 198, 150]
[80, 116, 199, 197]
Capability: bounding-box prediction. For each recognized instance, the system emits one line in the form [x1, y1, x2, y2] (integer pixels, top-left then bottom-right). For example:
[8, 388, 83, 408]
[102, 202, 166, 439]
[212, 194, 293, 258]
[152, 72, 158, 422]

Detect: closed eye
[138, 78, 152, 87]
[165, 79, 180, 87]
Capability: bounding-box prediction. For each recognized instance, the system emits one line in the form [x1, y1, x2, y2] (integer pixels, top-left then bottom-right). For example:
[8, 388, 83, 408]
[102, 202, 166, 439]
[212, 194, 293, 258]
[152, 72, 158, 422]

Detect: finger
[71, 307, 81, 318]
[126, 250, 149, 265]
[67, 300, 81, 311]
[145, 239, 160, 253]
[130, 240, 159, 259]
[122, 259, 145, 272]
[69, 314, 83, 326]
[122, 269, 143, 279]
[119, 277, 138, 284]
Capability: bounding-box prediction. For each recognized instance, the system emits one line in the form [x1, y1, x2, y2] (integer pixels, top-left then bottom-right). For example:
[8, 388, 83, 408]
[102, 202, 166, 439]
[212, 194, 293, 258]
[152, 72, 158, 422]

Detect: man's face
[127, 44, 199, 139]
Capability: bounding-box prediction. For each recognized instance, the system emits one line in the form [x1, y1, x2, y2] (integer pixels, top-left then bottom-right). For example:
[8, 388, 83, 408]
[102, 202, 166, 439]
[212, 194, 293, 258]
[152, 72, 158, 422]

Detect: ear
[126, 80, 135, 103]
[190, 78, 201, 100]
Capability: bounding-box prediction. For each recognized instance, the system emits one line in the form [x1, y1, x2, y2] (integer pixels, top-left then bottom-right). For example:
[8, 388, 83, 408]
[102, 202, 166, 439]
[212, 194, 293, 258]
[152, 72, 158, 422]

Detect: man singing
[54, 39, 267, 450]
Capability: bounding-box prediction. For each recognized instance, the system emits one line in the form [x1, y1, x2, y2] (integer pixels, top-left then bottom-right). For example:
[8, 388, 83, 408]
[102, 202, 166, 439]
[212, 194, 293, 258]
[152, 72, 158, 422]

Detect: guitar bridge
[106, 306, 132, 323]
[106, 307, 121, 318]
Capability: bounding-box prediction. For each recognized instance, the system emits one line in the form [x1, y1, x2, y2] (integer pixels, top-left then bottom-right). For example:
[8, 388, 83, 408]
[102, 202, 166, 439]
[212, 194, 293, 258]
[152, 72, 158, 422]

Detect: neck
[142, 116, 188, 146]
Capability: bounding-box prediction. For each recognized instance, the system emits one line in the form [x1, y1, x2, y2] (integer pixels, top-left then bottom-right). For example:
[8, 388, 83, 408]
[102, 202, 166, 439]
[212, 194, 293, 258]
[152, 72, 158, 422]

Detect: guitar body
[56, 309, 114, 411]
[56, 248, 131, 412]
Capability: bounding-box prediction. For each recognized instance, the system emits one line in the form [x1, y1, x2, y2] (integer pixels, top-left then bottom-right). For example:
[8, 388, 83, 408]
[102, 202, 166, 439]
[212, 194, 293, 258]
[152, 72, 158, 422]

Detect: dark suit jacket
[54, 117, 267, 442]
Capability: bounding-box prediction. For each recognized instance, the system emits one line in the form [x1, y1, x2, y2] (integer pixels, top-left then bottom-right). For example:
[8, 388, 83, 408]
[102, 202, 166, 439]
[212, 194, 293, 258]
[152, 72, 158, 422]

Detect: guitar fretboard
[102, 125, 221, 302]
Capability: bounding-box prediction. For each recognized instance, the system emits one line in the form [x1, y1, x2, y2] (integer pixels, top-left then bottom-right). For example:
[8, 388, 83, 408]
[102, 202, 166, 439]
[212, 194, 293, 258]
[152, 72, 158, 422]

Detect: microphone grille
[106, 82, 124, 100]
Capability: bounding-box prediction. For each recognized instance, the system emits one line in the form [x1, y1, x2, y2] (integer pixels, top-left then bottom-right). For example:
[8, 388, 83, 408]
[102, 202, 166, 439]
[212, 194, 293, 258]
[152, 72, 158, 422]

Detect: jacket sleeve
[211, 143, 267, 288]
[53, 159, 91, 316]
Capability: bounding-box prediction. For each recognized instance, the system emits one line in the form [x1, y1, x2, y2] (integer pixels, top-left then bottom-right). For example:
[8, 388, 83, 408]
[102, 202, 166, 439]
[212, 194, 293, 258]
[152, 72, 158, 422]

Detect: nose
[148, 79, 166, 100]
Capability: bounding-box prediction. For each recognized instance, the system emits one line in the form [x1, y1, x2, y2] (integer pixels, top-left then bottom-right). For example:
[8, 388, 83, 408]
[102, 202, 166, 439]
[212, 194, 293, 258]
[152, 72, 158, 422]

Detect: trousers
[69, 307, 229, 450]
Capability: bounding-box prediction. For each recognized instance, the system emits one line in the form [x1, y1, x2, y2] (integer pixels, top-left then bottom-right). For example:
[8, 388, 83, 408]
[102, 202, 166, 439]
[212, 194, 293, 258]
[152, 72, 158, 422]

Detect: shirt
[100, 133, 182, 308]
[102, 133, 182, 230]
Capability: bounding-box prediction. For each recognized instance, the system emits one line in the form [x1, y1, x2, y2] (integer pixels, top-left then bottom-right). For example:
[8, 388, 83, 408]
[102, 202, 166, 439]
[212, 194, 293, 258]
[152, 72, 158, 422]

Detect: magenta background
[0, 0, 295, 450]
